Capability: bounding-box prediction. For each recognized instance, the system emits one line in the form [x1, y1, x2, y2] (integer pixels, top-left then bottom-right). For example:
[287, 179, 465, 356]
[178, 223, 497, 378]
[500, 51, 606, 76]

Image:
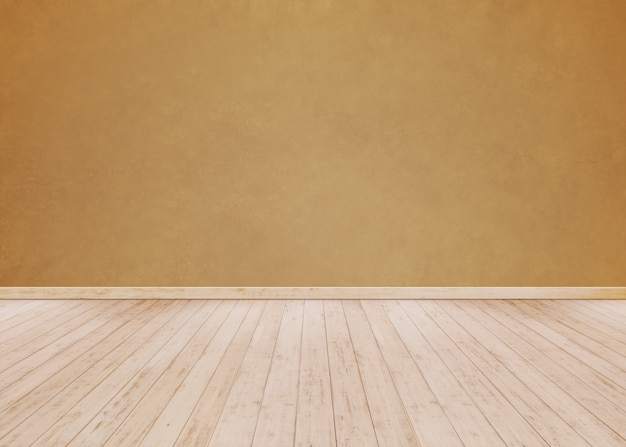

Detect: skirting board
[0, 287, 625, 300]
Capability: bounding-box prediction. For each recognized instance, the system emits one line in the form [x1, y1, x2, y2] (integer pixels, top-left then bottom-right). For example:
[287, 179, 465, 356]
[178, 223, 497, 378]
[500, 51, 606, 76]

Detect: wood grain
[0, 299, 624, 447]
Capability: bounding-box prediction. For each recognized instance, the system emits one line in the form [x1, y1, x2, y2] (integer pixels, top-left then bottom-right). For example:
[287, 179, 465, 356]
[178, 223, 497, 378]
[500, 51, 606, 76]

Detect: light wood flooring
[0, 299, 625, 446]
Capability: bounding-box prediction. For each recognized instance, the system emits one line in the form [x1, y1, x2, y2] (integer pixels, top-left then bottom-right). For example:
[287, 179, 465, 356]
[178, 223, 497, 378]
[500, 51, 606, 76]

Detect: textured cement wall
[1, 0, 625, 286]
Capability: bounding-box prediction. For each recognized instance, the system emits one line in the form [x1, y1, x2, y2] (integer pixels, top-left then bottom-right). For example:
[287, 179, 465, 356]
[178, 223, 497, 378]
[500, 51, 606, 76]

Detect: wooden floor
[0, 300, 625, 446]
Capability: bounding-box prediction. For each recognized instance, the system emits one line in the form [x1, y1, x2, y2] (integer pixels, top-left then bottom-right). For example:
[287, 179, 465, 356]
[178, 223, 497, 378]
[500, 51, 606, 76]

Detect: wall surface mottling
[1, 0, 625, 286]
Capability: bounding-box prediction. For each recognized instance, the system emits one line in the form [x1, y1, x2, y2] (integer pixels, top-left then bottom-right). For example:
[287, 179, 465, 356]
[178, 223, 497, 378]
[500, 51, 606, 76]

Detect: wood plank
[529, 300, 626, 356]
[513, 301, 626, 371]
[251, 300, 305, 446]
[173, 301, 270, 447]
[323, 300, 378, 447]
[360, 300, 463, 447]
[592, 300, 626, 317]
[0, 300, 26, 314]
[576, 301, 626, 327]
[494, 300, 626, 390]
[396, 300, 549, 447]
[0, 300, 163, 438]
[473, 301, 626, 410]
[394, 300, 507, 446]
[438, 300, 623, 446]
[436, 300, 593, 447]
[0, 300, 197, 446]
[0, 300, 90, 361]
[3, 286, 625, 300]
[206, 300, 285, 447]
[0, 300, 145, 412]
[94, 302, 238, 446]
[0, 300, 126, 388]
[30, 300, 214, 447]
[0, 300, 67, 335]
[453, 300, 626, 441]
[342, 300, 419, 446]
[90, 301, 239, 447]
[175, 301, 268, 447]
[0, 299, 624, 447]
[547, 300, 626, 342]
[142, 300, 265, 447]
[294, 300, 336, 447]
[0, 300, 51, 324]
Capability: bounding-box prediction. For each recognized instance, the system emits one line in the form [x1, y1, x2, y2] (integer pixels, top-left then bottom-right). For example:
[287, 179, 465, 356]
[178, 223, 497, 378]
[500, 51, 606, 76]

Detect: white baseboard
[0, 287, 624, 300]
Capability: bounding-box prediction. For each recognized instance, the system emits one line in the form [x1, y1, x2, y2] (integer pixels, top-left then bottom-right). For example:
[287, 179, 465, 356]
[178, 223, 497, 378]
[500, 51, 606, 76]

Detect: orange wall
[1, 0, 625, 286]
